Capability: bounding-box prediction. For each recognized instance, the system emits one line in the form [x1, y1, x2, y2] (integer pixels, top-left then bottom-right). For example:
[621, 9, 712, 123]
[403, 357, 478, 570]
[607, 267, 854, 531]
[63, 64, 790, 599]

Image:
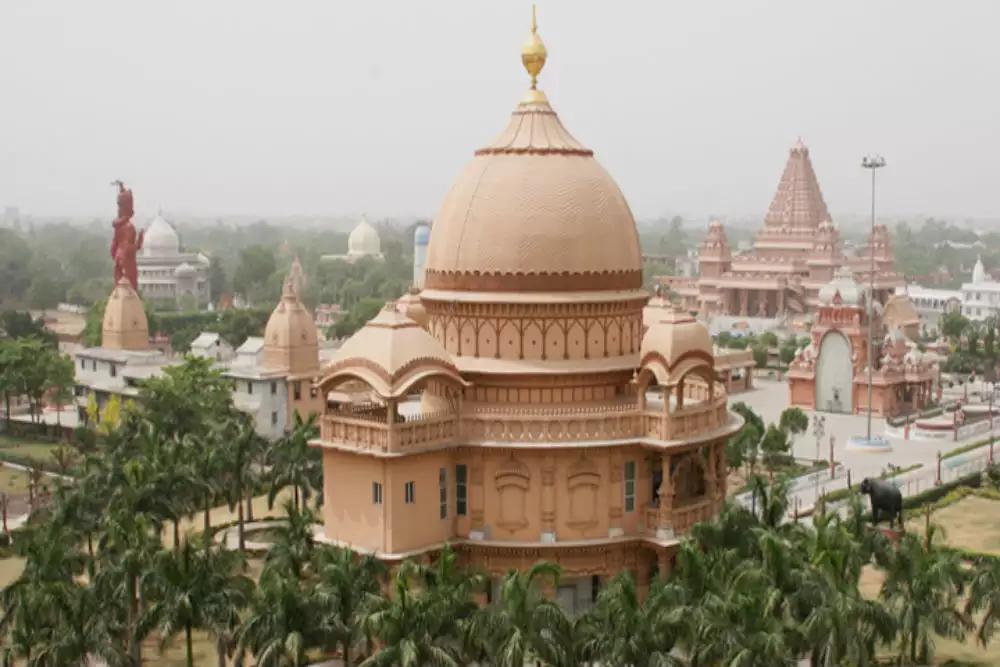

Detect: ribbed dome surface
[347, 216, 382, 257]
[424, 98, 642, 292]
[142, 214, 180, 257]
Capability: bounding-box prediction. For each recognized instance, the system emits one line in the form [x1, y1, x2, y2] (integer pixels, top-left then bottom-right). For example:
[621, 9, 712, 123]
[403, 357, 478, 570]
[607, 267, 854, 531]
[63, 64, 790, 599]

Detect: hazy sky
[3, 1, 999, 222]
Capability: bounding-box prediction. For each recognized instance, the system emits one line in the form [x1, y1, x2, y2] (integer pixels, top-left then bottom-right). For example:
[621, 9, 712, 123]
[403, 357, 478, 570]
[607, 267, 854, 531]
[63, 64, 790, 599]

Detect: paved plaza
[734, 377, 997, 510]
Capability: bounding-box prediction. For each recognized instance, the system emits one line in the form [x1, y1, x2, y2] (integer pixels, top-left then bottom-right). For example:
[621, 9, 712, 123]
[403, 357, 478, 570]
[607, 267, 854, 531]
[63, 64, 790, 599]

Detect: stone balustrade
[642, 498, 714, 539]
[319, 388, 730, 453]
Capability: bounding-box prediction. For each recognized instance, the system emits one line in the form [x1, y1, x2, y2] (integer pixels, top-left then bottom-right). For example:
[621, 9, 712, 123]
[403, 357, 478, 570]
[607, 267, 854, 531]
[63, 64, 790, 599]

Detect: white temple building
[136, 212, 211, 308]
[321, 215, 383, 263]
[961, 257, 1000, 322]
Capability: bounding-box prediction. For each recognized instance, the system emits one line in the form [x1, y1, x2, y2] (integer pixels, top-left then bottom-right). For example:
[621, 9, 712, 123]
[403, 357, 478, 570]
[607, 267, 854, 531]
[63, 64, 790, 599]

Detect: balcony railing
[317, 385, 730, 453]
[642, 498, 714, 539]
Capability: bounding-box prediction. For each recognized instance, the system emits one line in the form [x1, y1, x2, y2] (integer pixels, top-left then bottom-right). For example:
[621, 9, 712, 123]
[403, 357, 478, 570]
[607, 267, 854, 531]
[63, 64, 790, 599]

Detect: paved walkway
[733, 379, 997, 514]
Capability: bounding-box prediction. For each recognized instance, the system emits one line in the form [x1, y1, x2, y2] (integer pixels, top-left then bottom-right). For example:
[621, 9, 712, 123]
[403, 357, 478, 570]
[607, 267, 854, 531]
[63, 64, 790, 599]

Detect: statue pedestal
[846, 435, 892, 452]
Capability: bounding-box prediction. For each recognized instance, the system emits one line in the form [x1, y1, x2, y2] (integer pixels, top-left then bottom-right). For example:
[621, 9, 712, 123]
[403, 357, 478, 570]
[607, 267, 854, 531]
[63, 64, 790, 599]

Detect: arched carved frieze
[422, 298, 645, 363]
[566, 455, 601, 529]
[495, 456, 531, 532]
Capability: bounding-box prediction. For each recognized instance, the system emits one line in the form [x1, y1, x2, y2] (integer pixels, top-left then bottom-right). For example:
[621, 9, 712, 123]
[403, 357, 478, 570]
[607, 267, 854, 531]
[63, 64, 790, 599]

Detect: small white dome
[347, 215, 381, 257]
[142, 213, 180, 257]
[819, 266, 864, 306]
[174, 262, 196, 277]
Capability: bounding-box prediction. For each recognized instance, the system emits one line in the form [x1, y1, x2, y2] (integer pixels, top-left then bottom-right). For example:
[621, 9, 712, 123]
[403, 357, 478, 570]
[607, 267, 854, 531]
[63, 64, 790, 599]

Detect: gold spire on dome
[521, 5, 548, 104]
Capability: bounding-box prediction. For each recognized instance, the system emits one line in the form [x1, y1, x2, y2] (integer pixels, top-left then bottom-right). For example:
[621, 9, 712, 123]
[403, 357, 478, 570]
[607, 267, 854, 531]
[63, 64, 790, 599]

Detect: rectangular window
[624, 461, 636, 512]
[80, 359, 85, 370]
[404, 481, 415, 504]
[293, 381, 302, 400]
[455, 464, 468, 516]
[439, 468, 447, 519]
[271, 411, 278, 426]
[270, 381, 277, 395]
[92, 360, 97, 371]
[372, 482, 383, 505]
[109, 364, 117, 378]
[247, 382, 253, 395]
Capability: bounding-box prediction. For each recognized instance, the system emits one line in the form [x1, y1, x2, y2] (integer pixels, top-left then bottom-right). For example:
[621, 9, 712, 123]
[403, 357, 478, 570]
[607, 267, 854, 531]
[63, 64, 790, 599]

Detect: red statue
[109, 180, 144, 289]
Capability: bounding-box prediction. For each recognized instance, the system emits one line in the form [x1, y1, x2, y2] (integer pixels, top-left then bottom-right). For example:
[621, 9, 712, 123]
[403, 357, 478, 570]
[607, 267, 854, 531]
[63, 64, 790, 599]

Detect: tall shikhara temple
[667, 140, 903, 319]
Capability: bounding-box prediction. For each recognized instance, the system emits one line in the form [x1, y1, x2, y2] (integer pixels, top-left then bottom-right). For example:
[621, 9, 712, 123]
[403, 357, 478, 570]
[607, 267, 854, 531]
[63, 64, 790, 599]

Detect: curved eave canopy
[319, 357, 469, 399]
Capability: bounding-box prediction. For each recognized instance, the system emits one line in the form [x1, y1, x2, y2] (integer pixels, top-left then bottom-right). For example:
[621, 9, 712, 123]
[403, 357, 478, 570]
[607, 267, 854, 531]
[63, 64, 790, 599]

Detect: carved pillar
[657, 453, 673, 539]
[705, 444, 718, 513]
[469, 451, 485, 537]
[636, 552, 651, 600]
[739, 289, 749, 316]
[777, 288, 786, 314]
[541, 456, 556, 542]
[657, 550, 671, 581]
[386, 398, 398, 452]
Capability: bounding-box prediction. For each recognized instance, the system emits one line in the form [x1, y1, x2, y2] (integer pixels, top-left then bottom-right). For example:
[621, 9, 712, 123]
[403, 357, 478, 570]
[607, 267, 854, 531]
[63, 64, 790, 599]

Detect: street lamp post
[861, 154, 886, 442]
[812, 414, 826, 463]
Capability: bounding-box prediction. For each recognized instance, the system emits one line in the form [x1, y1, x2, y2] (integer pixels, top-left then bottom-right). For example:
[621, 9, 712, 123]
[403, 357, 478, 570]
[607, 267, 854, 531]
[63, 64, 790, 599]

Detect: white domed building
[321, 215, 384, 263]
[136, 212, 211, 308]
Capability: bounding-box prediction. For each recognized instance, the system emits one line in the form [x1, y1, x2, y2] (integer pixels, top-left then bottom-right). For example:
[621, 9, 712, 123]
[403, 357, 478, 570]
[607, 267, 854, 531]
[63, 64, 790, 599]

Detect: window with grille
[372, 482, 383, 505]
[624, 460, 636, 512]
[439, 468, 447, 519]
[404, 481, 415, 504]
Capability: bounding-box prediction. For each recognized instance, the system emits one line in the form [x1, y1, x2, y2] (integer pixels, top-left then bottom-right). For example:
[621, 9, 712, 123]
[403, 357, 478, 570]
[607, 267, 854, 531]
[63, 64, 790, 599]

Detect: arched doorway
[816, 331, 853, 413]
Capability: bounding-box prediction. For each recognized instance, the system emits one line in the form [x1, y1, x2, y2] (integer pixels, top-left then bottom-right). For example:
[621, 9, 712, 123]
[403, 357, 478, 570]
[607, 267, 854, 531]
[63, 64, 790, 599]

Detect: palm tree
[0, 522, 87, 666]
[965, 555, 1000, 648]
[576, 571, 683, 667]
[236, 568, 320, 667]
[27, 582, 129, 667]
[693, 562, 796, 667]
[797, 512, 895, 666]
[222, 416, 261, 552]
[140, 541, 253, 667]
[313, 546, 386, 667]
[464, 562, 572, 667]
[358, 560, 463, 667]
[880, 526, 970, 664]
[268, 412, 321, 512]
[264, 501, 317, 580]
[95, 507, 163, 666]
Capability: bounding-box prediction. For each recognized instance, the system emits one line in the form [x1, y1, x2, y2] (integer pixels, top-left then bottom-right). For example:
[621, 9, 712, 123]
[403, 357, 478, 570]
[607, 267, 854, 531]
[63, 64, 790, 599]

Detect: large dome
[347, 215, 382, 258]
[424, 71, 641, 292]
[142, 213, 180, 257]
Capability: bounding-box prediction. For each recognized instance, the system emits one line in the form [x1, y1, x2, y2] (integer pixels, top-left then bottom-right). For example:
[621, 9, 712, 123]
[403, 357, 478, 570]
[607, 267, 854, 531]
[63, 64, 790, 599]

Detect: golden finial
[521, 4, 547, 92]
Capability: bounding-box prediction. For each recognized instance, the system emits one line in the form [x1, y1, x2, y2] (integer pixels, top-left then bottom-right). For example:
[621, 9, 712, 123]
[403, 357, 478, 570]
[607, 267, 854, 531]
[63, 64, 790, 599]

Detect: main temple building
[311, 14, 741, 610]
[664, 141, 903, 322]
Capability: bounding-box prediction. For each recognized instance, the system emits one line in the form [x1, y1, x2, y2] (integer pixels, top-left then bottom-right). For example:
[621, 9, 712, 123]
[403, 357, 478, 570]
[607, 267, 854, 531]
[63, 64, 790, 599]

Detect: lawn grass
[906, 494, 1000, 557]
[0, 466, 29, 494]
[860, 566, 1000, 666]
[0, 442, 62, 464]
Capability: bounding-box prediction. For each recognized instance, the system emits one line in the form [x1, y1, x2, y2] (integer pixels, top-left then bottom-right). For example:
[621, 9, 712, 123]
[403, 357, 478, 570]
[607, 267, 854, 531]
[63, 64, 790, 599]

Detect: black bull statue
[859, 477, 903, 529]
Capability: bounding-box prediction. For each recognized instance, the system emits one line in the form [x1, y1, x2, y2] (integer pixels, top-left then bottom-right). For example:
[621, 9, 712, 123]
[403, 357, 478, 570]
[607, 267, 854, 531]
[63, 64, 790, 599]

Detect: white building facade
[961, 257, 1000, 322]
[137, 213, 212, 309]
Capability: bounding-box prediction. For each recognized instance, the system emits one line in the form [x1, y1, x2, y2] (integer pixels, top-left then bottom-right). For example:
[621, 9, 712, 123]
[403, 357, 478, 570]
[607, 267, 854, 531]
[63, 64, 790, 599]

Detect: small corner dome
[348, 216, 382, 257]
[264, 281, 319, 354]
[319, 304, 463, 397]
[174, 262, 196, 277]
[640, 307, 713, 385]
[142, 213, 180, 256]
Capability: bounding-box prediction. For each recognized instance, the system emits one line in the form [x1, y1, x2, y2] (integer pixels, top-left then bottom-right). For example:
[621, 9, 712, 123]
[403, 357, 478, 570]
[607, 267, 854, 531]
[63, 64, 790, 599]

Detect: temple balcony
[319, 399, 459, 454]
